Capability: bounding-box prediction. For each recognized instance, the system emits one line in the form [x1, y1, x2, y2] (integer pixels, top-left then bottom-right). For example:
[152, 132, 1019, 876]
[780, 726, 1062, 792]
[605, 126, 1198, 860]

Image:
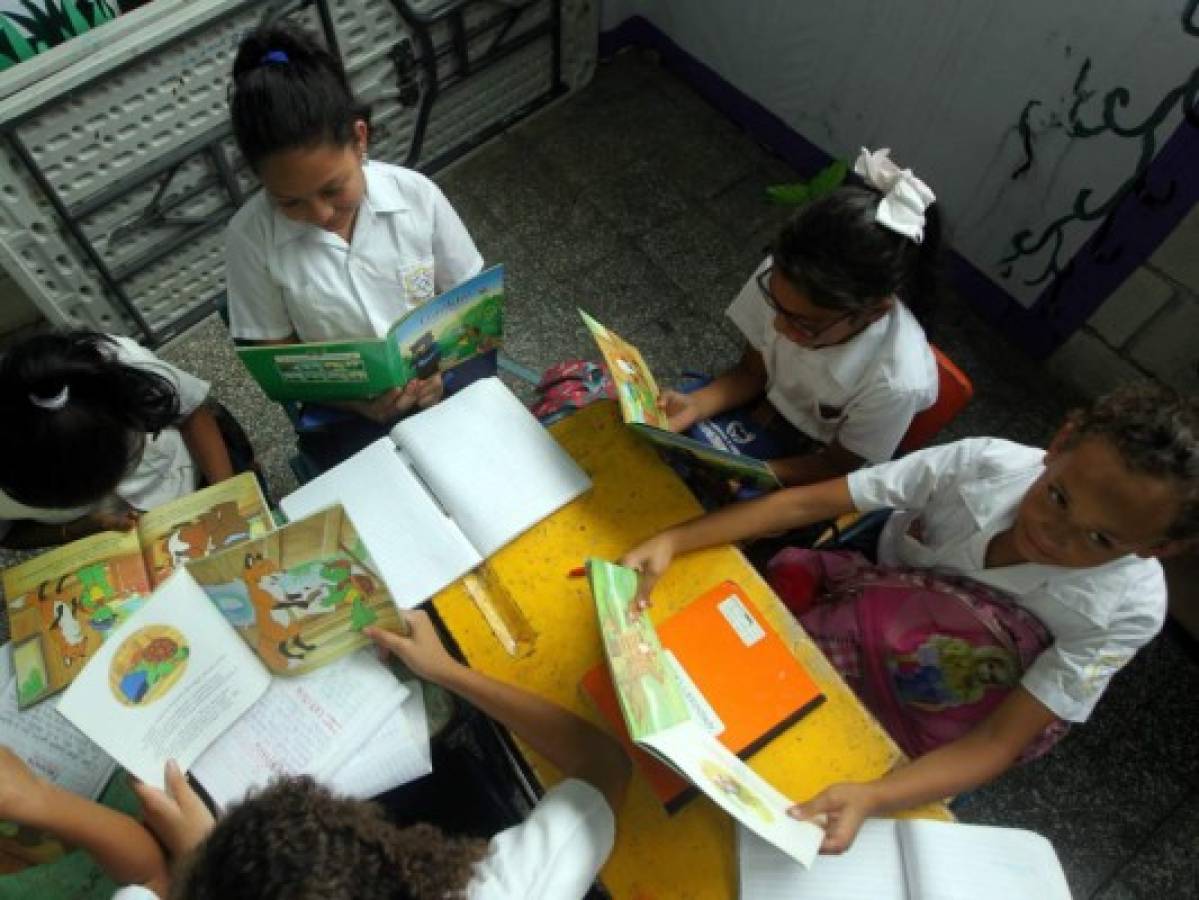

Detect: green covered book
[237, 265, 504, 402]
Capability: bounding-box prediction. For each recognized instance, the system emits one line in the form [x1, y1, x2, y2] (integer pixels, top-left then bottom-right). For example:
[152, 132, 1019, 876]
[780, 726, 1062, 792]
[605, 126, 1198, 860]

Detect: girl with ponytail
[0, 331, 241, 547]
[224, 23, 483, 471]
[663, 147, 944, 488]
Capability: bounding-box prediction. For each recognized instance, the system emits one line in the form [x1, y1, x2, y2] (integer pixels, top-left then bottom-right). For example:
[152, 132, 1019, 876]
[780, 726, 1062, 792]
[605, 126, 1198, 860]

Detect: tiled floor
[4, 47, 1197, 899]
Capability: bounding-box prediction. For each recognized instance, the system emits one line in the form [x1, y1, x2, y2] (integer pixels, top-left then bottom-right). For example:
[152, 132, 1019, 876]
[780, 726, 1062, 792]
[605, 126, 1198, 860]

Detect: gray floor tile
[1093, 791, 1199, 899]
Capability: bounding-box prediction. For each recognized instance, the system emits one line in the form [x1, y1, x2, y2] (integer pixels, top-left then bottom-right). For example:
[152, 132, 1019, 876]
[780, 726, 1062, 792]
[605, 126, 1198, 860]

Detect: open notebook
[737, 818, 1072, 900]
[57, 569, 412, 793]
[280, 376, 591, 608]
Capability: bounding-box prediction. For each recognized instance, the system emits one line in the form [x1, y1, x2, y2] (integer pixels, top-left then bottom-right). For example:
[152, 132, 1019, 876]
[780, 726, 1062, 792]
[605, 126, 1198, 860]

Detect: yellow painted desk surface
[432, 401, 950, 899]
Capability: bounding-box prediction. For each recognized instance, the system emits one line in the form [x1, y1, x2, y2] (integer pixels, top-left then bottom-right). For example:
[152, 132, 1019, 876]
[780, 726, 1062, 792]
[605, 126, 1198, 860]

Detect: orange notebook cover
[581, 580, 824, 811]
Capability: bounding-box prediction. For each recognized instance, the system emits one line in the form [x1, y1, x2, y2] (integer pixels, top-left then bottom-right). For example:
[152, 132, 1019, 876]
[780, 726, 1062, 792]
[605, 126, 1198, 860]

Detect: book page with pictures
[136, 471, 273, 586]
[641, 721, 823, 868]
[0, 644, 116, 800]
[186, 504, 404, 675]
[3, 529, 152, 708]
[901, 818, 1072, 900]
[57, 569, 271, 790]
[279, 439, 482, 608]
[328, 683, 433, 799]
[737, 819, 907, 900]
[190, 649, 409, 809]
[393, 377, 591, 559]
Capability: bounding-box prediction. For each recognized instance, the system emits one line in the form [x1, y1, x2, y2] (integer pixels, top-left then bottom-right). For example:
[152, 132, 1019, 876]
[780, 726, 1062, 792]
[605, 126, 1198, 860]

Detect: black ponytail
[0, 331, 181, 509]
[771, 184, 945, 327]
[229, 24, 370, 172]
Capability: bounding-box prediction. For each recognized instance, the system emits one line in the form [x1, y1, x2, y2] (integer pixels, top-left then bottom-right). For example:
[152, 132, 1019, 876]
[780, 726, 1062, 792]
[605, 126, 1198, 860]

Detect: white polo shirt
[225, 161, 483, 342]
[0, 335, 207, 533]
[726, 258, 937, 463]
[469, 779, 615, 899]
[109, 779, 615, 900]
[847, 437, 1168, 723]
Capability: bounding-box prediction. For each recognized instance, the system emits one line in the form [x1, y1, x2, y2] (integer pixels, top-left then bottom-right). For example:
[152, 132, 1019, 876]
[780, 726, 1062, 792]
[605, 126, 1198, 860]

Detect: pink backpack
[529, 360, 615, 426]
[768, 548, 1068, 761]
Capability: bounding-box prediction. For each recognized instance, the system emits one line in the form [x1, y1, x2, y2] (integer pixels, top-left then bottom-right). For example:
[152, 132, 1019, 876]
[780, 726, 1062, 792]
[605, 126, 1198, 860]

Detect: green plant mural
[0, 0, 119, 71]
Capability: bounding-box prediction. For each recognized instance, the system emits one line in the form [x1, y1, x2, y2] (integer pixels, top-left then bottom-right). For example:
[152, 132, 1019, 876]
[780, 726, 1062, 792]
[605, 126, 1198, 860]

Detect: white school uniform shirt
[109, 779, 615, 900]
[847, 437, 1167, 723]
[225, 160, 483, 342]
[726, 258, 937, 463]
[0, 336, 207, 535]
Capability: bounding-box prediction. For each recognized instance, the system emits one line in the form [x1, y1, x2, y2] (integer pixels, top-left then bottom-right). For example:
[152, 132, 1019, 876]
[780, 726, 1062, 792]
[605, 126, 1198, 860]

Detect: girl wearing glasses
[663, 148, 941, 487]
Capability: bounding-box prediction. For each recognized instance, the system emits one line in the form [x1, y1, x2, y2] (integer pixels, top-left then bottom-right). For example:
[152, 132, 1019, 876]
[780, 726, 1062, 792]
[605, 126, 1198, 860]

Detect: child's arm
[793, 687, 1058, 853]
[767, 440, 865, 487]
[179, 404, 236, 485]
[1, 507, 140, 549]
[0, 747, 169, 895]
[366, 612, 632, 813]
[659, 347, 768, 433]
[621, 476, 855, 606]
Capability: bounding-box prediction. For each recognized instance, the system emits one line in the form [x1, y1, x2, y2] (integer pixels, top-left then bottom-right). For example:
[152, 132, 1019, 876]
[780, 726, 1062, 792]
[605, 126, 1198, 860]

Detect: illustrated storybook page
[588, 559, 823, 867]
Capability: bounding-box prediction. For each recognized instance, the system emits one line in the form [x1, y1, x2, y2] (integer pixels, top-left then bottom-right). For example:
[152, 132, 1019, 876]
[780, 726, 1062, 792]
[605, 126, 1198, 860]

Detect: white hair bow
[853, 147, 936, 243]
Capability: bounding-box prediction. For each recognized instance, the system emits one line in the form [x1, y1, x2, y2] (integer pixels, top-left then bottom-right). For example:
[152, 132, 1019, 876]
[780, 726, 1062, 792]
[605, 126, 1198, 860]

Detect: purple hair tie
[261, 49, 289, 65]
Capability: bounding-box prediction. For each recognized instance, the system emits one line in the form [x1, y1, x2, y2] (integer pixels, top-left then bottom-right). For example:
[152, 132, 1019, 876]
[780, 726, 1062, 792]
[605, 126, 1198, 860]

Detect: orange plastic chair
[817, 345, 973, 547]
[897, 345, 975, 453]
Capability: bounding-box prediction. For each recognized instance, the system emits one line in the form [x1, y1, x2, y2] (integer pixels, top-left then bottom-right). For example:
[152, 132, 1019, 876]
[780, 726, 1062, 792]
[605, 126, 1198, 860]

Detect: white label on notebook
[718, 594, 766, 647]
[664, 650, 725, 737]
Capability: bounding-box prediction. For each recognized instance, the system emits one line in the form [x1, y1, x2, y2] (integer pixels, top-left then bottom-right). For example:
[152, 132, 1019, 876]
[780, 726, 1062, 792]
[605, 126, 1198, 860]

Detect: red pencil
[567, 566, 587, 578]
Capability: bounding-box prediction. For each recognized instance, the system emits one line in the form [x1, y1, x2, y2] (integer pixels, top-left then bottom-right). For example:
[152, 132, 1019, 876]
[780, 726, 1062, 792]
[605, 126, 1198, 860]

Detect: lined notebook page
[738, 820, 907, 900]
[0, 643, 115, 800]
[280, 438, 481, 607]
[393, 377, 591, 558]
[328, 682, 432, 798]
[191, 650, 406, 809]
[902, 819, 1072, 900]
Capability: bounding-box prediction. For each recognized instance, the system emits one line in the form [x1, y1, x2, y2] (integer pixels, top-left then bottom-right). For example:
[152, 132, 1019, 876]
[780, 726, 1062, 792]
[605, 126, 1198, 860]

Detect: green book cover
[237, 265, 504, 402]
[587, 559, 692, 743]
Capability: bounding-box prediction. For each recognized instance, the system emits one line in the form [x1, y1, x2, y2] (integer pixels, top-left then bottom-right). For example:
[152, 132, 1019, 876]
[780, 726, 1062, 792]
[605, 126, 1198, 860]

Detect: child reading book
[224, 23, 484, 469]
[0, 331, 248, 548]
[623, 382, 1197, 853]
[661, 148, 941, 487]
[28, 610, 631, 900]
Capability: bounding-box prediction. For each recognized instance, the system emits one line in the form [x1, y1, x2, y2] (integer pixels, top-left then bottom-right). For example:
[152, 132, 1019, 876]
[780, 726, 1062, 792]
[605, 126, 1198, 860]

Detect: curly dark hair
[1066, 381, 1199, 540]
[170, 777, 487, 900]
[771, 184, 945, 325]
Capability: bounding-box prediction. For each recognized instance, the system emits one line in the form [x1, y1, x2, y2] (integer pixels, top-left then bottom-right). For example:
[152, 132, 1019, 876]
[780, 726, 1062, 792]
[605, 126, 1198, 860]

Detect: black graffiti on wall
[998, 0, 1199, 305]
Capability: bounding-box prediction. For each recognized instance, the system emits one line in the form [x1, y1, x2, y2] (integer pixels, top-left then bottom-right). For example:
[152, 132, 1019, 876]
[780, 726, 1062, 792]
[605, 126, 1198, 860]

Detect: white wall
[601, 1, 1196, 309]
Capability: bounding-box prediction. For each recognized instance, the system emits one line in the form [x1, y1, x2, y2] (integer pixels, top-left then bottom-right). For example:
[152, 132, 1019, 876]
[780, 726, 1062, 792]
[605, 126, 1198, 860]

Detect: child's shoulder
[874, 302, 936, 393]
[363, 160, 443, 205]
[226, 188, 274, 240]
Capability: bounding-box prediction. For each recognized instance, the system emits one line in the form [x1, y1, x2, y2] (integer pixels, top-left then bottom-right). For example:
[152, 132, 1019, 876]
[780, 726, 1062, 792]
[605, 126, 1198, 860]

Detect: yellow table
[432, 401, 950, 899]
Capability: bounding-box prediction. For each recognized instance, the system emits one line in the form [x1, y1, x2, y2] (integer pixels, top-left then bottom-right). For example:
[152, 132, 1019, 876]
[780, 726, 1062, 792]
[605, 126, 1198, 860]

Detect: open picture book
[278, 376, 592, 609]
[237, 265, 504, 402]
[3, 472, 271, 708]
[56, 553, 415, 794]
[587, 559, 823, 867]
[737, 817, 1072, 900]
[582, 579, 823, 810]
[580, 311, 780, 491]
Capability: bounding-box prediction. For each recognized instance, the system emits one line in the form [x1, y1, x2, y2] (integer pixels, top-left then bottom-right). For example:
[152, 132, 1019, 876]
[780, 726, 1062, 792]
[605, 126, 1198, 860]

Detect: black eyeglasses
[756, 267, 855, 340]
